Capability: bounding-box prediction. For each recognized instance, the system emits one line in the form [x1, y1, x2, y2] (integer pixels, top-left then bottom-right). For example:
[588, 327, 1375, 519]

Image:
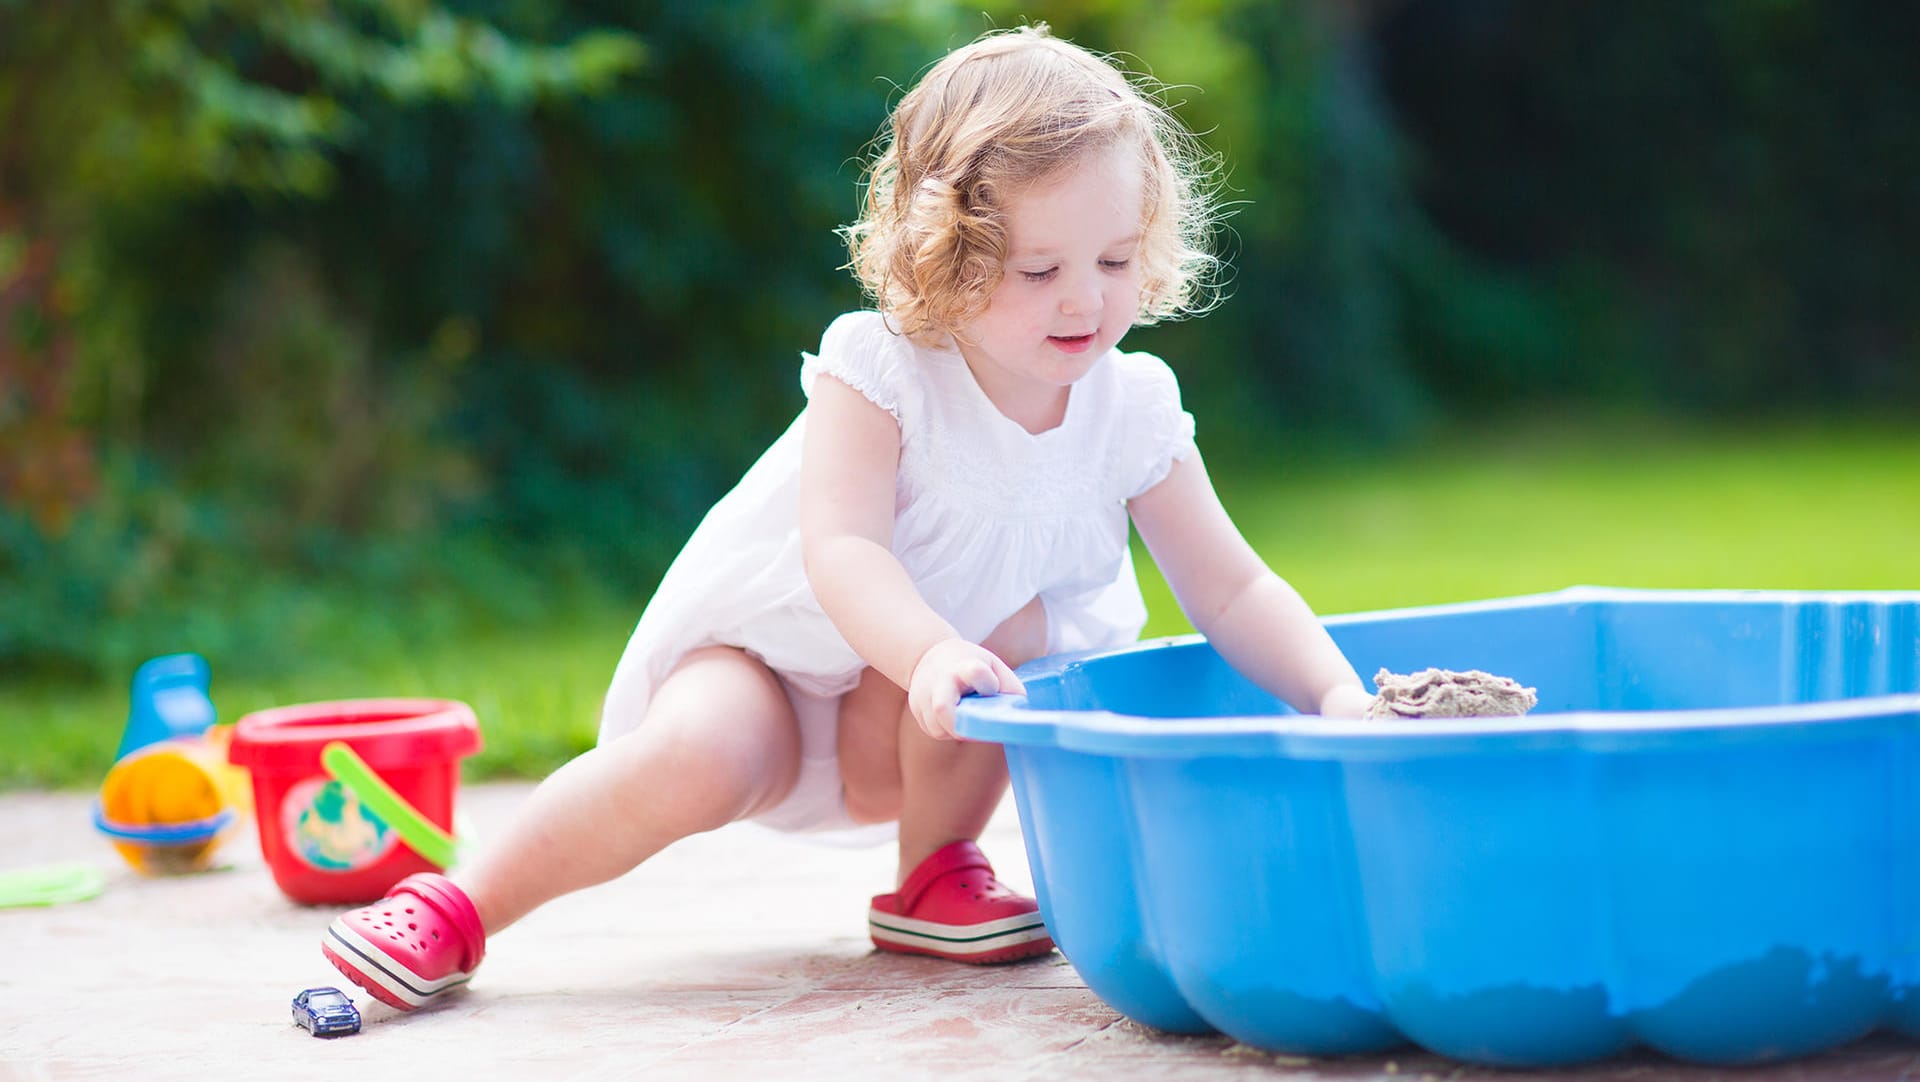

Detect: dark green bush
[3, 1, 1915, 679]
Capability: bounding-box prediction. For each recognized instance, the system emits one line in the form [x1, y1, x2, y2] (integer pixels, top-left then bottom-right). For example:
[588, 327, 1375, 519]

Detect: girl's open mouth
[1048, 333, 1095, 353]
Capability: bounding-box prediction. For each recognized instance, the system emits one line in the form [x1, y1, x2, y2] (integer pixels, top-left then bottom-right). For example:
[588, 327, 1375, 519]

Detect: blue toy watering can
[114, 653, 217, 760]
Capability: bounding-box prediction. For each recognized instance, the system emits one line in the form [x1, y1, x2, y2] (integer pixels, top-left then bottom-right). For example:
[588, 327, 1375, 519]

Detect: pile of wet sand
[1366, 668, 1539, 720]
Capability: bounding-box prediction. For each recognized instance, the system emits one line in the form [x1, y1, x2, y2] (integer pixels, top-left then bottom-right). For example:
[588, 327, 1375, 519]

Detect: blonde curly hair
[842, 25, 1221, 347]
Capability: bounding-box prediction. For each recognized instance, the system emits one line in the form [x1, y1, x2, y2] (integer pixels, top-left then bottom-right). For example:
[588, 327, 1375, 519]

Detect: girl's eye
[1100, 258, 1132, 271]
[1020, 268, 1058, 282]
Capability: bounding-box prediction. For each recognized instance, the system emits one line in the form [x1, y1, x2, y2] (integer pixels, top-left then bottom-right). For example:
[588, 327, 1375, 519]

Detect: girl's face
[957, 144, 1145, 424]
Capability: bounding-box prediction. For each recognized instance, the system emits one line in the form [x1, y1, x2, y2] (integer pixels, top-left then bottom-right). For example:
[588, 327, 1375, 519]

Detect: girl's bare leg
[894, 596, 1048, 884]
[455, 645, 802, 935]
[837, 668, 907, 824]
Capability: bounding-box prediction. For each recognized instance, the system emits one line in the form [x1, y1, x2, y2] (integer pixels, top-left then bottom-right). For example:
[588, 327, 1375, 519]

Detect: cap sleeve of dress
[1118, 350, 1198, 500]
[800, 311, 908, 422]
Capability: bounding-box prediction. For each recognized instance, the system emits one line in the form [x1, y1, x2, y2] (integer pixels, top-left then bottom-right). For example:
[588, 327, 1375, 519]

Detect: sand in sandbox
[1366, 668, 1539, 720]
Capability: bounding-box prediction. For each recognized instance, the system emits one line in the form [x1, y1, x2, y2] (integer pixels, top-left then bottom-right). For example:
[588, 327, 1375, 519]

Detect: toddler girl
[320, 24, 1376, 1012]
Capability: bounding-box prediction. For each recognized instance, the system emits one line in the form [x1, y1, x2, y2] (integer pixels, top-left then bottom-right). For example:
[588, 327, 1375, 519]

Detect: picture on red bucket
[227, 700, 482, 905]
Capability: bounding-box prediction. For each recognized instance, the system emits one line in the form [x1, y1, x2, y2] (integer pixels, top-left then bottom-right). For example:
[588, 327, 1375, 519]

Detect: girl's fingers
[914, 675, 961, 740]
[924, 699, 956, 739]
[906, 642, 1026, 740]
[962, 658, 1002, 697]
[991, 656, 1026, 696]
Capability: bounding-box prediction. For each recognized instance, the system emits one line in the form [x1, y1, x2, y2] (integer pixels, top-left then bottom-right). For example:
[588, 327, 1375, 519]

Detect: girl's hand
[1318, 684, 1377, 719]
[907, 638, 1027, 740]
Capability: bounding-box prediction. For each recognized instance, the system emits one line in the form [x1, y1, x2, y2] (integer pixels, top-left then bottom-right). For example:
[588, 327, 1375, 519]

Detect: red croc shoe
[868, 840, 1054, 964]
[321, 872, 486, 1011]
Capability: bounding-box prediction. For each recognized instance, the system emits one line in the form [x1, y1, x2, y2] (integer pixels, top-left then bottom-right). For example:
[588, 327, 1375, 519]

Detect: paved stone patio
[3, 783, 1915, 1081]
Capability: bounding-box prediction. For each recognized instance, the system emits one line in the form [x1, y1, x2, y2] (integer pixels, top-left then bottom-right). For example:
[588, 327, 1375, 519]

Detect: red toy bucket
[228, 699, 482, 905]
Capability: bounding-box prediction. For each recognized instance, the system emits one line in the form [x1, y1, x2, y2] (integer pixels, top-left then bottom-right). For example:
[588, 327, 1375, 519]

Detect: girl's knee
[837, 669, 905, 823]
[982, 595, 1049, 670]
[636, 647, 803, 822]
[843, 782, 901, 825]
[600, 722, 791, 826]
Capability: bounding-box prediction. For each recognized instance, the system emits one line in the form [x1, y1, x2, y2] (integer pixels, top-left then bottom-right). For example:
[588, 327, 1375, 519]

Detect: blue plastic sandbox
[954, 587, 1920, 1068]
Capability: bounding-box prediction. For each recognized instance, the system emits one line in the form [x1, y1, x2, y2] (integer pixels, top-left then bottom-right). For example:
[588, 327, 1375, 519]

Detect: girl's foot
[868, 840, 1054, 963]
[321, 872, 486, 1010]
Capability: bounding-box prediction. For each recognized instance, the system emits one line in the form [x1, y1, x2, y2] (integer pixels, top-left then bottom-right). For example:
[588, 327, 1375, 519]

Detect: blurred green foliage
[2, 0, 1915, 683]
[1378, 0, 1920, 411]
[8, 418, 1916, 789]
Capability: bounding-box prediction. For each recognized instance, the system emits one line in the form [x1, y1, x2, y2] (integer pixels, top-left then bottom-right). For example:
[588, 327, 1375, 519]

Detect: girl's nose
[1060, 275, 1101, 317]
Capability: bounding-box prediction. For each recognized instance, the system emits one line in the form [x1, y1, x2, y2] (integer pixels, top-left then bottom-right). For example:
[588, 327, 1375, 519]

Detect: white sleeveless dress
[598, 311, 1196, 842]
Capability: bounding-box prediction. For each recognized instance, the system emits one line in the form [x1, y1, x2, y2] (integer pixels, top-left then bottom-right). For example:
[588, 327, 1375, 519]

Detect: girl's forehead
[1003, 146, 1147, 251]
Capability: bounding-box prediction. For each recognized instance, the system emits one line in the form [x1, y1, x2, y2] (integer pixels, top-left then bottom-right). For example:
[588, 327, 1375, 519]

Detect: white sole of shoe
[867, 908, 1052, 958]
[325, 919, 474, 1009]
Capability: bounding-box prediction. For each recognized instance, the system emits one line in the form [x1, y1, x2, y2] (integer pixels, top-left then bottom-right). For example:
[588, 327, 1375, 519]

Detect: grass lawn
[3, 415, 1914, 791]
[1143, 413, 1920, 631]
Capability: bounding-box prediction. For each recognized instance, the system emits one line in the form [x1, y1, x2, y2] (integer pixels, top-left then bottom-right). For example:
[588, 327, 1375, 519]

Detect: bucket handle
[319, 742, 462, 870]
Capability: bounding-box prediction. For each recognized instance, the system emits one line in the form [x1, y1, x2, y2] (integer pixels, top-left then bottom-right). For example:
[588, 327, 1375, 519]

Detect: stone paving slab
[2, 784, 1915, 1081]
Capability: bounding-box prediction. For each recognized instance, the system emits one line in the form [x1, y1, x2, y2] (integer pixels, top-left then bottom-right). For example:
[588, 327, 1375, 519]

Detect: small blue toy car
[291, 986, 361, 1037]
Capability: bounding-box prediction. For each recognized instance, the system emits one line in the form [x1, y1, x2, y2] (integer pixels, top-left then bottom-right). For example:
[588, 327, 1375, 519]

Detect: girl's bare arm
[1127, 451, 1373, 717]
[798, 376, 1021, 736]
